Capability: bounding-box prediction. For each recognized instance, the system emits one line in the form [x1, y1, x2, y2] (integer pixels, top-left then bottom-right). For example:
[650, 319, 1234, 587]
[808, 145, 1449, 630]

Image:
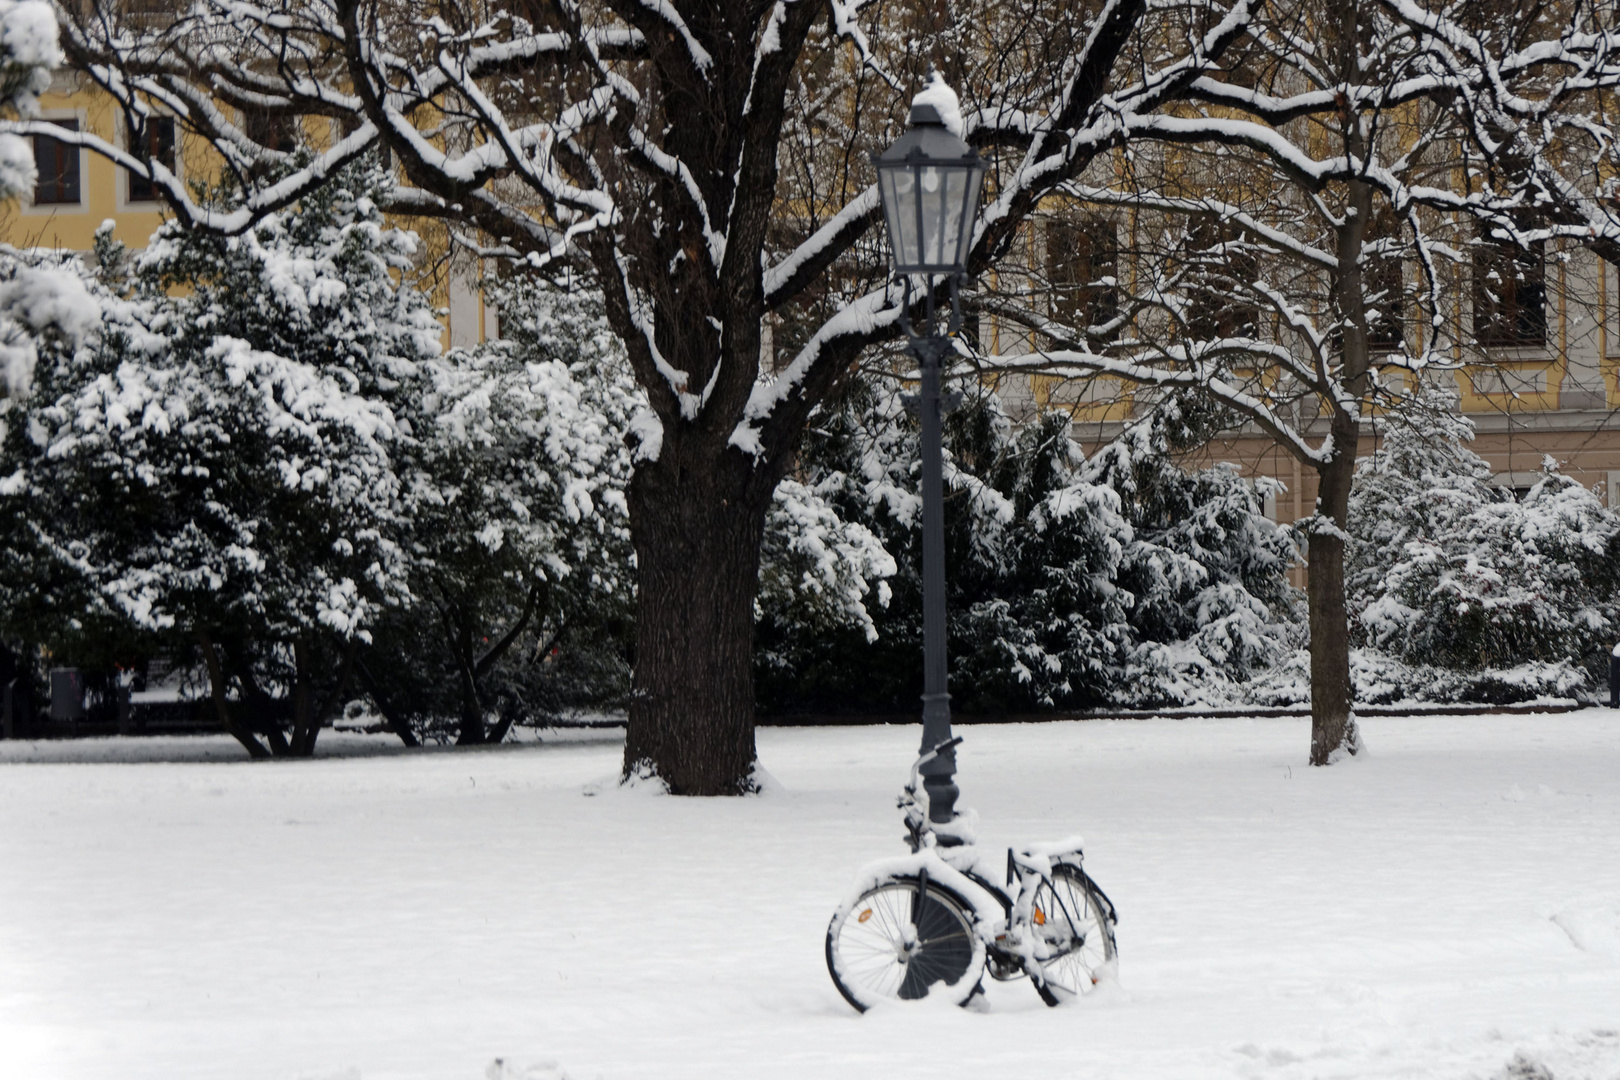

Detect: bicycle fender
[836, 849, 1005, 929]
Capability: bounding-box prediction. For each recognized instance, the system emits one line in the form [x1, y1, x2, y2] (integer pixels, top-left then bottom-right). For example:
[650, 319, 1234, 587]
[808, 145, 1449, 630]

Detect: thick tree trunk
[622, 469, 768, 795]
[1307, 431, 1362, 766]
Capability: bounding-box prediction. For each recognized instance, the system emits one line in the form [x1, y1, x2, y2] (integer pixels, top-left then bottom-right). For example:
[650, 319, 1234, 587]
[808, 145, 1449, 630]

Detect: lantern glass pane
[919, 165, 948, 267]
[940, 167, 969, 269]
[952, 163, 984, 267]
[880, 167, 919, 268]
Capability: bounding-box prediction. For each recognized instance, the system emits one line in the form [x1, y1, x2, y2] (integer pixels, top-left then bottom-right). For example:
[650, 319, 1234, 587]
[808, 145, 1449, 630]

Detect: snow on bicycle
[825, 736, 1118, 1010]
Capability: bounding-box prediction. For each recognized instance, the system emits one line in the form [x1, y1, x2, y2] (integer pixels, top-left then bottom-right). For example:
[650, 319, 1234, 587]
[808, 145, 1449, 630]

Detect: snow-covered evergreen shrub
[1083, 397, 1302, 706]
[758, 477, 896, 644]
[1341, 405, 1620, 701]
[1244, 647, 1595, 708]
[364, 277, 640, 740]
[0, 242, 154, 667]
[0, 2, 95, 400]
[754, 380, 1301, 714]
[0, 168, 653, 746]
[0, 0, 58, 200]
[0, 169, 437, 751]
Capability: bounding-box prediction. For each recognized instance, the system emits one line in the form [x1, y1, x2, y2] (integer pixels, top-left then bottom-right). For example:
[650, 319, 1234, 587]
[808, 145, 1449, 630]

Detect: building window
[126, 117, 176, 203]
[241, 109, 298, 181]
[122, 0, 181, 23]
[32, 120, 81, 205]
[1363, 210, 1405, 352]
[1473, 236, 1546, 348]
[1186, 218, 1259, 341]
[244, 109, 297, 154]
[1047, 217, 1120, 344]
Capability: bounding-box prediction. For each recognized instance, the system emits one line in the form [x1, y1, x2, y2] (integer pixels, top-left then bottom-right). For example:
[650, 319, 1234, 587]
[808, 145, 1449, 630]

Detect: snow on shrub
[363, 278, 640, 740]
[0, 253, 100, 398]
[1081, 397, 1302, 706]
[1245, 648, 1593, 708]
[754, 381, 1301, 714]
[1341, 399, 1620, 701]
[1245, 396, 1620, 708]
[0, 168, 439, 754]
[0, 168, 658, 748]
[0, 0, 82, 399]
[0, 0, 59, 204]
[758, 477, 896, 643]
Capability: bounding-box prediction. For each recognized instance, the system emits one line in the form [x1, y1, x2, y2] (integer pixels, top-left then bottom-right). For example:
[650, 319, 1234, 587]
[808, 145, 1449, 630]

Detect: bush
[1342, 401, 1620, 701]
[754, 381, 1302, 714]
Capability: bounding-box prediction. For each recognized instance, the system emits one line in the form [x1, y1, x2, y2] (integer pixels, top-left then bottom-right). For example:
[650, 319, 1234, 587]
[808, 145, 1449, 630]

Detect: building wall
[0, 74, 489, 350]
[3, 75, 168, 253]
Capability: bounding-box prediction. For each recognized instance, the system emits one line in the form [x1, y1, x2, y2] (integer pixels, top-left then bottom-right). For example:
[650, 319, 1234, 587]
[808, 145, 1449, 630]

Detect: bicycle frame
[825, 736, 1117, 1010]
[896, 738, 1117, 984]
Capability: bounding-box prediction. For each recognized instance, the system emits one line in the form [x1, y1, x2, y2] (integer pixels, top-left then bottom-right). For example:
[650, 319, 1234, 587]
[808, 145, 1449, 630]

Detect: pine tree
[361, 278, 639, 744]
[1083, 395, 1302, 707]
[0, 166, 434, 755]
[755, 380, 1301, 714]
[1346, 401, 1620, 701]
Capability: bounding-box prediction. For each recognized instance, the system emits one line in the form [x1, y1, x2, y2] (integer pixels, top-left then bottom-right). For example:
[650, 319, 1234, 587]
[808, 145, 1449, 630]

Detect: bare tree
[977, 0, 1620, 763]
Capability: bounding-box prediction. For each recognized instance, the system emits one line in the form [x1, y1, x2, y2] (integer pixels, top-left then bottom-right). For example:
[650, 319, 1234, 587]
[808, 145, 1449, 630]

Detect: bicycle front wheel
[826, 876, 986, 1012]
[1031, 863, 1117, 1005]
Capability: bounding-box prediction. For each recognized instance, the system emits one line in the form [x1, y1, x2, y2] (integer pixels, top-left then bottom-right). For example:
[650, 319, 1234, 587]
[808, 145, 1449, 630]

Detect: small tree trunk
[289, 637, 317, 757]
[622, 471, 767, 795]
[355, 657, 420, 747]
[453, 691, 486, 745]
[298, 639, 356, 756]
[1307, 148, 1374, 767]
[445, 607, 488, 746]
[1307, 422, 1363, 766]
[197, 632, 270, 759]
[227, 652, 289, 755]
[461, 589, 542, 748]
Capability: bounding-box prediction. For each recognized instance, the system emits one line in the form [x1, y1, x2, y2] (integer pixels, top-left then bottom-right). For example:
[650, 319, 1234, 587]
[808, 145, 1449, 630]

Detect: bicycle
[825, 736, 1118, 1011]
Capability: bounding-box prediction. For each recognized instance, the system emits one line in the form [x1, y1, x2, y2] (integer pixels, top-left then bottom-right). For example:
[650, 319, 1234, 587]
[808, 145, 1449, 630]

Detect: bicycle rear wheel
[826, 876, 986, 1012]
[1031, 863, 1117, 1005]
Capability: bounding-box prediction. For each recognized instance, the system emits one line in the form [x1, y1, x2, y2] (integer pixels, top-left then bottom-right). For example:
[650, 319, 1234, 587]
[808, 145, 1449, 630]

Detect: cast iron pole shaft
[916, 333, 958, 830]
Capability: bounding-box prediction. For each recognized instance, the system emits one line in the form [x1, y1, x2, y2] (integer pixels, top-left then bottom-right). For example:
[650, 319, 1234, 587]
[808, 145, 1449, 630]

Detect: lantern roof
[873, 75, 977, 167]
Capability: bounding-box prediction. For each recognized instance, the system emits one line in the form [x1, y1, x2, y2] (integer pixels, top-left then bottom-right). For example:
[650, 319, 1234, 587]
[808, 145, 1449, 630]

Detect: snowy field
[2, 713, 1619, 1080]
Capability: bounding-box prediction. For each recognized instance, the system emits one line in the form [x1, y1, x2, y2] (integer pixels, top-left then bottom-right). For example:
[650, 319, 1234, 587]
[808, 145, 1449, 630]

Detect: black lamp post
[872, 81, 987, 838]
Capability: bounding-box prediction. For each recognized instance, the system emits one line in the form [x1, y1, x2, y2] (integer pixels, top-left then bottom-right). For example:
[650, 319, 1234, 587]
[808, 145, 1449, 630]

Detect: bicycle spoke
[830, 879, 982, 1008]
[1027, 868, 1114, 1002]
[872, 889, 907, 944]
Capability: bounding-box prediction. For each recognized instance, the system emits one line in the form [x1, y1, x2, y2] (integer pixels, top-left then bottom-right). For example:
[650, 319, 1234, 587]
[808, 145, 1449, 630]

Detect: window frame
[25, 113, 86, 212]
[120, 114, 179, 207]
[1045, 215, 1122, 346]
[1184, 217, 1261, 343]
[1361, 211, 1407, 353]
[1471, 235, 1548, 350]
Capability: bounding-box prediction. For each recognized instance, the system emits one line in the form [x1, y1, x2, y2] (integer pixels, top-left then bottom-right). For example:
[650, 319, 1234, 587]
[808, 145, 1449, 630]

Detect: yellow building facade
[0, 73, 495, 349]
[987, 205, 1620, 572]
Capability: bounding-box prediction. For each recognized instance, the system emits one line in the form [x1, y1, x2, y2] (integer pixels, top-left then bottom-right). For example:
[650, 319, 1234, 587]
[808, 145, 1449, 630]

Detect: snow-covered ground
[2, 713, 1618, 1080]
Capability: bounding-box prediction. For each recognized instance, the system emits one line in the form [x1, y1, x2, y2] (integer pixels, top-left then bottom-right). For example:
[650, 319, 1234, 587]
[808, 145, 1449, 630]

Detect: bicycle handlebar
[907, 735, 964, 791]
